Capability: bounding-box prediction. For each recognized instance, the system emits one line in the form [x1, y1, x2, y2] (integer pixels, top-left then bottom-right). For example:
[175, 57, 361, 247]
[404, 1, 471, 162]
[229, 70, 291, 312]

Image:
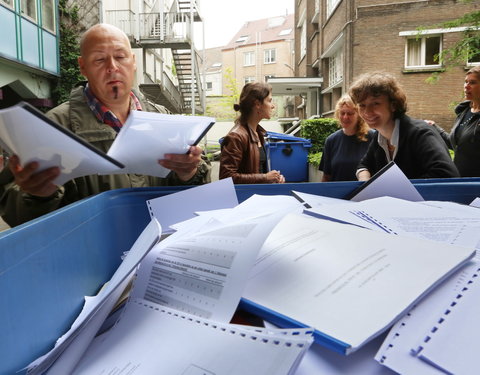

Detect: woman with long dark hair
[220, 82, 285, 183]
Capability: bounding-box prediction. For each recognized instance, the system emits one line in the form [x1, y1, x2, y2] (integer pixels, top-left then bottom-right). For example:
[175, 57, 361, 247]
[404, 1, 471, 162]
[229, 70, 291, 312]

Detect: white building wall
[0, 63, 51, 99]
[205, 71, 222, 96]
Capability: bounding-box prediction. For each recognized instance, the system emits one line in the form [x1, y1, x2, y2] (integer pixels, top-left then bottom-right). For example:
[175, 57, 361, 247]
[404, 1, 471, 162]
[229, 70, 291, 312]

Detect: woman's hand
[266, 170, 285, 184]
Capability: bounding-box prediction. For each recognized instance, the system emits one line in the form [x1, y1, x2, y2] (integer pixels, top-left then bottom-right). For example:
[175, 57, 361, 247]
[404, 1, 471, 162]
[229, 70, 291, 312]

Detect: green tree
[424, 1, 480, 83]
[222, 66, 240, 110]
[51, 0, 84, 105]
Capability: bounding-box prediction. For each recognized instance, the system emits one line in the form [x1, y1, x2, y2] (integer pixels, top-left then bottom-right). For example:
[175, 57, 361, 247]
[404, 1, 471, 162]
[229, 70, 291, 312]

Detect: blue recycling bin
[265, 131, 312, 182]
[1, 178, 480, 374]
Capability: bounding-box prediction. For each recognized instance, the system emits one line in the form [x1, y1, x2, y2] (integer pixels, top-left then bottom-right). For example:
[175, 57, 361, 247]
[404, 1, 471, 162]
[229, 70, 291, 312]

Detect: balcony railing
[105, 10, 192, 44]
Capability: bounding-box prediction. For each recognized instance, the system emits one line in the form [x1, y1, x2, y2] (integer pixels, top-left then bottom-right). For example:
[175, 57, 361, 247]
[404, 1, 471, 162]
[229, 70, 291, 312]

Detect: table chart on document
[143, 242, 237, 318]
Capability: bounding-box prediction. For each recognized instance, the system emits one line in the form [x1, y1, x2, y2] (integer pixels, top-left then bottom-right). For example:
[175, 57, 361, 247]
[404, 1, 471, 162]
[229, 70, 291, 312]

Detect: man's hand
[159, 145, 203, 182]
[9, 155, 60, 197]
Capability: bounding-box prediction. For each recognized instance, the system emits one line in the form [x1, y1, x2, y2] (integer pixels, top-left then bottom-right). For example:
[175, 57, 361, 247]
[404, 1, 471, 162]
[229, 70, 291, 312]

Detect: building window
[264, 49, 276, 64]
[405, 35, 441, 68]
[244, 76, 255, 84]
[206, 82, 213, 91]
[42, 0, 55, 32]
[468, 39, 480, 65]
[329, 49, 343, 86]
[1, 0, 14, 9]
[244, 51, 255, 66]
[21, 0, 36, 22]
[327, 0, 341, 17]
[236, 35, 248, 43]
[300, 21, 306, 59]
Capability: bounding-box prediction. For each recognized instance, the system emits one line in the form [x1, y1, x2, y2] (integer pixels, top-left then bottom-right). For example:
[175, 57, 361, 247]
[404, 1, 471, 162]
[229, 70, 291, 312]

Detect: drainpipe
[190, 1, 195, 115]
[98, 0, 103, 22]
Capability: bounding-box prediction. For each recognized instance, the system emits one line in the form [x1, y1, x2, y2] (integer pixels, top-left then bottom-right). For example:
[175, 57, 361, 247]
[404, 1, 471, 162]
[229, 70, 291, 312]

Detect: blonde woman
[319, 94, 374, 181]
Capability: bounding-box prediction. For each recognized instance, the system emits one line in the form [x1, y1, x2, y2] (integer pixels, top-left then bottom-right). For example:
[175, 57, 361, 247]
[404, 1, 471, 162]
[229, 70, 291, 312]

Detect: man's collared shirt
[84, 84, 142, 132]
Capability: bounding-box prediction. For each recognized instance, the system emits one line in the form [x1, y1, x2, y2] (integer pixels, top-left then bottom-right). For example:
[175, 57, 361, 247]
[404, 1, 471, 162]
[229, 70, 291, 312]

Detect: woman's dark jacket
[358, 115, 459, 179]
[434, 101, 480, 177]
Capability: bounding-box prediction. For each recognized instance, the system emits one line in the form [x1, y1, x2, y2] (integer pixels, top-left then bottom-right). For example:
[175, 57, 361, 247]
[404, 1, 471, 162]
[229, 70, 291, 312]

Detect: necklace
[459, 110, 476, 129]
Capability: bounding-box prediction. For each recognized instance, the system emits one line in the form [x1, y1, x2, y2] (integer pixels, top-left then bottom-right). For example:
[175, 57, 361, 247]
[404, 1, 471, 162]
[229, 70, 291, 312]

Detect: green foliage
[300, 118, 339, 154]
[205, 67, 240, 120]
[222, 66, 240, 110]
[307, 152, 322, 167]
[421, 1, 480, 80]
[51, 0, 83, 105]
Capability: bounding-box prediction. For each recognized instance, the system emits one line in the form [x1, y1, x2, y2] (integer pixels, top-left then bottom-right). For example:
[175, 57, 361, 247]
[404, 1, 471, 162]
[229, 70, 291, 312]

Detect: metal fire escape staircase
[105, 0, 205, 114]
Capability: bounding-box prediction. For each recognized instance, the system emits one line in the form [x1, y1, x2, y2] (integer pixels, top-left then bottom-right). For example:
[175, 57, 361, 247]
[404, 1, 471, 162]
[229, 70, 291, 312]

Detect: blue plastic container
[265, 131, 312, 182]
[1, 179, 480, 374]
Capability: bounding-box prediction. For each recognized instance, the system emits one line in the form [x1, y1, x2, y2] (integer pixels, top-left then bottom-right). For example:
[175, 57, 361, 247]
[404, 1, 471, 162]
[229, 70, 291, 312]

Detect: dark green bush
[301, 118, 339, 154]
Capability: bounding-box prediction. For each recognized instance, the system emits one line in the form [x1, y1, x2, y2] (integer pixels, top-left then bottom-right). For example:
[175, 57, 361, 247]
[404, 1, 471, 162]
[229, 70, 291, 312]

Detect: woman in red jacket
[220, 82, 285, 184]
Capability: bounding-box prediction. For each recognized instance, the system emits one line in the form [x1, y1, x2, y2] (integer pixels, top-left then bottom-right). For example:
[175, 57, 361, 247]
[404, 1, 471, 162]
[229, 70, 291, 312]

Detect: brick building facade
[295, 0, 479, 130]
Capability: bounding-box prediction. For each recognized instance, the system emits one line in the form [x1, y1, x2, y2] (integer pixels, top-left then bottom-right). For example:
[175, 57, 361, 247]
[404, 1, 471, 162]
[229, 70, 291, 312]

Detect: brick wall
[352, 0, 478, 130]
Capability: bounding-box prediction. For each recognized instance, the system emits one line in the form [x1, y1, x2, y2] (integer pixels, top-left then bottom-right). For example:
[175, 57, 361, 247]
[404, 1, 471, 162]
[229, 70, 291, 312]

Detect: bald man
[0, 24, 210, 227]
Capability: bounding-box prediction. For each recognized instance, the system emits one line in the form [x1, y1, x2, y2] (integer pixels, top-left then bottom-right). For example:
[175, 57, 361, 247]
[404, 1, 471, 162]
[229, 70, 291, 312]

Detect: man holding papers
[0, 24, 210, 227]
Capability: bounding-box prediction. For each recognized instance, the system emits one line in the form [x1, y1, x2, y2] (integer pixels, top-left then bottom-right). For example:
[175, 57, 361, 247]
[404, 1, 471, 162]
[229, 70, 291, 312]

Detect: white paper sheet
[146, 178, 238, 233]
[375, 257, 480, 375]
[72, 299, 313, 375]
[131, 210, 289, 322]
[243, 213, 475, 353]
[348, 161, 424, 202]
[470, 197, 480, 208]
[415, 261, 480, 374]
[26, 219, 161, 375]
[107, 111, 215, 177]
[291, 190, 351, 209]
[306, 196, 480, 248]
[0, 102, 122, 185]
[296, 334, 395, 375]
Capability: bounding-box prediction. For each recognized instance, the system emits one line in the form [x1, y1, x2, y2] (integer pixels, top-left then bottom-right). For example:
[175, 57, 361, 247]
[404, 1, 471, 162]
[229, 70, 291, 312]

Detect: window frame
[1, 0, 14, 9]
[467, 39, 480, 66]
[404, 35, 443, 69]
[328, 48, 343, 87]
[244, 76, 255, 85]
[264, 48, 276, 64]
[21, 0, 37, 23]
[327, 0, 341, 18]
[300, 21, 306, 59]
[243, 51, 255, 67]
[41, 0, 56, 33]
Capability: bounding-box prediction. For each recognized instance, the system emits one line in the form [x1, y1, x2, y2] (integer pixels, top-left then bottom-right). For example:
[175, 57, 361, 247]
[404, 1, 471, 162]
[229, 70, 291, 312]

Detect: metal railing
[105, 10, 136, 37]
[105, 10, 192, 43]
[162, 71, 183, 111]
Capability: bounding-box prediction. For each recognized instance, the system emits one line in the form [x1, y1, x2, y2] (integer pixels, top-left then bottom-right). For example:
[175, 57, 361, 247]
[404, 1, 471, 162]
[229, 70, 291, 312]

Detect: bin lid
[266, 131, 310, 142]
